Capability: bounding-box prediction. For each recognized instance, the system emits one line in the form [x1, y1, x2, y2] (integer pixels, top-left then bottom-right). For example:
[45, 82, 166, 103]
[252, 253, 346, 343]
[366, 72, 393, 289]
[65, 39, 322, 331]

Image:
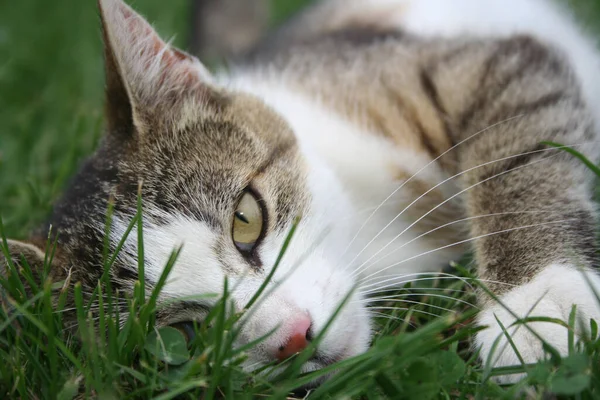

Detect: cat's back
[233, 0, 600, 115]
[221, 0, 600, 261]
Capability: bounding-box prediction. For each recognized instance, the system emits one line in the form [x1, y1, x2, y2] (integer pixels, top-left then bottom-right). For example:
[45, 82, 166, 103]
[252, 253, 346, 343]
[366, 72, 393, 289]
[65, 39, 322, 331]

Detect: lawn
[2, 0, 600, 398]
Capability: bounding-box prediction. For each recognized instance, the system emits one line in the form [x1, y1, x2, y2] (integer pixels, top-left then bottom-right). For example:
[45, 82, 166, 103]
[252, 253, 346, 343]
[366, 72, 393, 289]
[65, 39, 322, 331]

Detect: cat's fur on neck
[4, 0, 600, 383]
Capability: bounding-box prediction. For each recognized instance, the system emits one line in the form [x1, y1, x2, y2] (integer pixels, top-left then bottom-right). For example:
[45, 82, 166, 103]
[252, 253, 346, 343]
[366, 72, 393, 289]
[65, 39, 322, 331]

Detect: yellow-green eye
[232, 192, 264, 253]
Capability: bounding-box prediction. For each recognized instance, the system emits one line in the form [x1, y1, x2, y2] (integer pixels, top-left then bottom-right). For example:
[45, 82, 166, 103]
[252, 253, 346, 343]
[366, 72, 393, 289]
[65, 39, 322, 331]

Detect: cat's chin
[276, 360, 338, 391]
[292, 358, 352, 390]
[244, 352, 346, 388]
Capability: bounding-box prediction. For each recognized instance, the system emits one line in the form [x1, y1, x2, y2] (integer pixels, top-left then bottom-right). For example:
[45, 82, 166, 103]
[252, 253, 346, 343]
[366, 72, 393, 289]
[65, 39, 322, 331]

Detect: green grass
[3, 0, 600, 398]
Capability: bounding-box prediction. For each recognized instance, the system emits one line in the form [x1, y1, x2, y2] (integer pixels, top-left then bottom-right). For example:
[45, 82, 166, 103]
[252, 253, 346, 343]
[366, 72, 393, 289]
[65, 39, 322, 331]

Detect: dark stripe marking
[488, 91, 569, 124]
[419, 67, 454, 146]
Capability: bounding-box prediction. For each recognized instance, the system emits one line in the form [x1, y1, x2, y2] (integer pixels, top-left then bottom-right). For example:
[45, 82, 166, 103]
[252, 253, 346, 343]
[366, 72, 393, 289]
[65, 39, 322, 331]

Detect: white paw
[475, 264, 600, 383]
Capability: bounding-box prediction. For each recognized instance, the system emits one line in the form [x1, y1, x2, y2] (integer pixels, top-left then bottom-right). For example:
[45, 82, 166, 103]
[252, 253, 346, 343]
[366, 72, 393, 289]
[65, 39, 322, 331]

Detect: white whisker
[369, 300, 461, 314]
[356, 211, 550, 275]
[360, 272, 477, 292]
[363, 293, 478, 309]
[350, 148, 566, 277]
[364, 286, 469, 297]
[367, 311, 416, 328]
[359, 218, 575, 283]
[360, 273, 514, 289]
[369, 306, 452, 319]
[339, 114, 527, 263]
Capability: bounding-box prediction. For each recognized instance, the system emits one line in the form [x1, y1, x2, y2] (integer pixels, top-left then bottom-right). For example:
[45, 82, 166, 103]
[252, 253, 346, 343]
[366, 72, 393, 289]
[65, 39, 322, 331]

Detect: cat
[3, 0, 600, 384]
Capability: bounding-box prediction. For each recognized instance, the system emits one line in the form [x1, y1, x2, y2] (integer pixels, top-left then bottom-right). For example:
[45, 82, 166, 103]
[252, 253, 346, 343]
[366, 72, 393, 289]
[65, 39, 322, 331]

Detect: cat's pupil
[235, 211, 250, 224]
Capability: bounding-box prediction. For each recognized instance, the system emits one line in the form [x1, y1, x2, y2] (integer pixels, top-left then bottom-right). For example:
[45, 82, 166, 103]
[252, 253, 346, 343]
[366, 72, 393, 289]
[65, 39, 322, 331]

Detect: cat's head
[1, 0, 371, 374]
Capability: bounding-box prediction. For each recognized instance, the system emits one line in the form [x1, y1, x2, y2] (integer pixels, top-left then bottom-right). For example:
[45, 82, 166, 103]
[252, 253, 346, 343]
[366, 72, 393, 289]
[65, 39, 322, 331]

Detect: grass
[2, 0, 600, 398]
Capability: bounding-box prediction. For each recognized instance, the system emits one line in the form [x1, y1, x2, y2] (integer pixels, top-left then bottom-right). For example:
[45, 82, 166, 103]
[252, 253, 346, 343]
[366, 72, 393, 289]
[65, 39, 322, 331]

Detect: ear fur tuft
[98, 0, 213, 132]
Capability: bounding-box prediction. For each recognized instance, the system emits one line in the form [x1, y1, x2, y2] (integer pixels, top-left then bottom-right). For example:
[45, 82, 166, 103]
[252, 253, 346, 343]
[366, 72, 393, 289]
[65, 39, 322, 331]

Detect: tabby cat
[4, 0, 600, 383]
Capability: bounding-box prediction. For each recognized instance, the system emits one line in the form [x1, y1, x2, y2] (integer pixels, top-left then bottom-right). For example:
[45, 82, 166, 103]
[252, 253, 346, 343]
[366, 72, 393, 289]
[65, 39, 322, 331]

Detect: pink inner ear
[101, 0, 204, 96]
[154, 48, 202, 90]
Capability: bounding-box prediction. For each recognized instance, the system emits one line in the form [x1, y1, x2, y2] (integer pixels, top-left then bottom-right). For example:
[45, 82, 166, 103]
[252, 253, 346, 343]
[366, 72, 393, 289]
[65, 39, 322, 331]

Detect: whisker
[364, 294, 478, 310]
[339, 114, 527, 263]
[344, 139, 570, 271]
[355, 210, 549, 275]
[369, 299, 462, 314]
[359, 275, 516, 299]
[364, 286, 469, 296]
[367, 311, 416, 328]
[244, 361, 265, 372]
[350, 148, 566, 277]
[360, 272, 515, 289]
[368, 306, 452, 319]
[360, 272, 479, 292]
[359, 218, 575, 284]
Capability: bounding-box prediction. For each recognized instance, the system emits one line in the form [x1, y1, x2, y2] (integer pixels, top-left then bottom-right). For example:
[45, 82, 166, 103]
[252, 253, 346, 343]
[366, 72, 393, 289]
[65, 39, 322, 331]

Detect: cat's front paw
[475, 264, 600, 383]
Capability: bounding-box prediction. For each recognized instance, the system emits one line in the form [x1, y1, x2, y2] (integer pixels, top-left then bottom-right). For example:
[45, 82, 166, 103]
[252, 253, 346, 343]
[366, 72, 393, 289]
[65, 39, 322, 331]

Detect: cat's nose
[275, 314, 312, 362]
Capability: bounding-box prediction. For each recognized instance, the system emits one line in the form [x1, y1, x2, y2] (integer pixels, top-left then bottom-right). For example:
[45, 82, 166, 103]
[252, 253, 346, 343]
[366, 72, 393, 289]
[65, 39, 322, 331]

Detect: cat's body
[228, 0, 600, 376]
[5, 0, 600, 383]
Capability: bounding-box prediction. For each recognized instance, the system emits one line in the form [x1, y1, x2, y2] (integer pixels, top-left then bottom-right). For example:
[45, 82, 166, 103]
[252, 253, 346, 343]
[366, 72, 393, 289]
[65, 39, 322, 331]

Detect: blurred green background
[1, 0, 600, 238]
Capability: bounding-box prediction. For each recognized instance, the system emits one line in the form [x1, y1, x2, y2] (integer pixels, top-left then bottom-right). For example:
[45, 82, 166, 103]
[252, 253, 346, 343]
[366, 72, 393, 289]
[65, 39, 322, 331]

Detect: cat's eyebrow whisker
[338, 114, 527, 264]
[359, 218, 576, 284]
[348, 145, 572, 277]
[362, 294, 478, 309]
[354, 210, 550, 276]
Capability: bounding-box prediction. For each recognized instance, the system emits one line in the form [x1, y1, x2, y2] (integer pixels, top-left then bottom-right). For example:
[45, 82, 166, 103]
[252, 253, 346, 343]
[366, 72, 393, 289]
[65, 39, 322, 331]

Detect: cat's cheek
[475, 264, 600, 383]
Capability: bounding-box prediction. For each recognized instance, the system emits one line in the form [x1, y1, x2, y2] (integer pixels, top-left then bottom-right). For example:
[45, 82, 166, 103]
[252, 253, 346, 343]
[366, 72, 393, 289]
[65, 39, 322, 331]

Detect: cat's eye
[232, 191, 265, 254]
[171, 321, 197, 343]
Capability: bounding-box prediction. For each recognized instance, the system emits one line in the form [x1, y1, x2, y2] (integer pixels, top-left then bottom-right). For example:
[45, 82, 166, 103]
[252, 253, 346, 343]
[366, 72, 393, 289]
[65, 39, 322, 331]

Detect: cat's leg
[475, 265, 600, 382]
[421, 36, 600, 381]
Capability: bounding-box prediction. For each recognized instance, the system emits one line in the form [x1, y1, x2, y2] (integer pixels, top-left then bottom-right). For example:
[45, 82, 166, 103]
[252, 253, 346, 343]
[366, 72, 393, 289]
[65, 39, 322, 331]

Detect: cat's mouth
[172, 320, 348, 374]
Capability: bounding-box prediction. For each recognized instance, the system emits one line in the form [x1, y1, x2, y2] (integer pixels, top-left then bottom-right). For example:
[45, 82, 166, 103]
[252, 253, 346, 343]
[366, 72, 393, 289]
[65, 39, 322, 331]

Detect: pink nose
[276, 315, 312, 362]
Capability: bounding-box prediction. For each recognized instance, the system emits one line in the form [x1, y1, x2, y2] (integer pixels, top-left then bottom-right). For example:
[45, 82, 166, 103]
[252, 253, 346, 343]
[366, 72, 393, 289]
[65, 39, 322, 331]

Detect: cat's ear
[0, 240, 46, 278]
[98, 0, 213, 135]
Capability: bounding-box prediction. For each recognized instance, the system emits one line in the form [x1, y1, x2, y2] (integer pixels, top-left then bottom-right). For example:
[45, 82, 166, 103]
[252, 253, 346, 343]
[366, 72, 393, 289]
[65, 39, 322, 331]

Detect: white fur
[110, 210, 225, 300]
[476, 264, 600, 383]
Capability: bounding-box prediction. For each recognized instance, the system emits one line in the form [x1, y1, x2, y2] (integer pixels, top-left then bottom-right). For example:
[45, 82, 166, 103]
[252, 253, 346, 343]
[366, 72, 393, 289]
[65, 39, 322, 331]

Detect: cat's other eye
[232, 191, 265, 254]
[171, 321, 197, 343]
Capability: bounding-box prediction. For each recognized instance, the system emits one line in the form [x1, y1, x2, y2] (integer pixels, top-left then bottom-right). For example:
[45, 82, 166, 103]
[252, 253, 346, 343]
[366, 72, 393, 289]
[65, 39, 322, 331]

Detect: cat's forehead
[139, 91, 296, 164]
[118, 92, 309, 230]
